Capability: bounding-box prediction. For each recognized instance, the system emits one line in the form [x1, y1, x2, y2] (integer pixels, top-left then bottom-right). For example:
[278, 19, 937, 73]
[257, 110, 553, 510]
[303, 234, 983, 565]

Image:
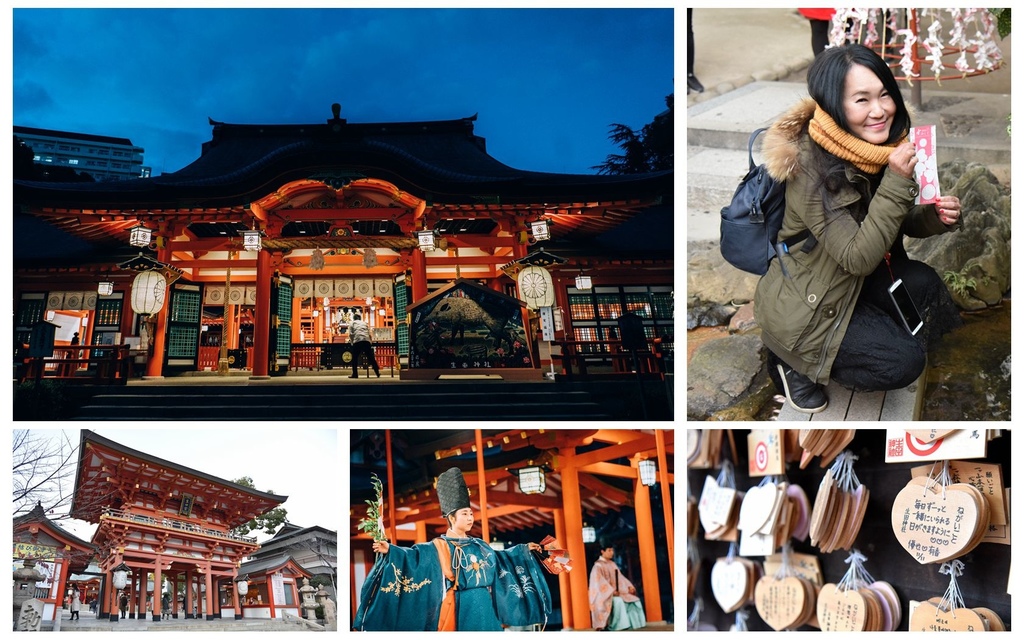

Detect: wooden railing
[289, 342, 398, 377]
[18, 345, 131, 385]
[553, 338, 673, 380]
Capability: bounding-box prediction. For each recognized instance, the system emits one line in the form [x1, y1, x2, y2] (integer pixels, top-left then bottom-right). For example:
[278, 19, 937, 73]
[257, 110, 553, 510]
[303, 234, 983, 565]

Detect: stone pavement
[44, 608, 318, 632]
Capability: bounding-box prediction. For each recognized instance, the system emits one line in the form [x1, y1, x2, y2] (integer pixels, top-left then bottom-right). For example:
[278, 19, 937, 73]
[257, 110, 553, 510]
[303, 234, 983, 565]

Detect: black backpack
[719, 128, 811, 275]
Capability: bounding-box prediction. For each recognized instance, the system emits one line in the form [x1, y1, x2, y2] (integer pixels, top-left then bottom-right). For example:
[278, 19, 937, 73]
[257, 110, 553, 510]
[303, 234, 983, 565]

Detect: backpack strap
[747, 128, 768, 171]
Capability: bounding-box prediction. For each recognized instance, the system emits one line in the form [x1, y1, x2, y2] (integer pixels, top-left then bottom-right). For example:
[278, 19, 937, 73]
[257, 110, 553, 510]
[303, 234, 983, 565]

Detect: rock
[687, 239, 761, 306]
[905, 161, 1010, 309]
[687, 333, 765, 420]
[687, 300, 736, 330]
[729, 301, 758, 334]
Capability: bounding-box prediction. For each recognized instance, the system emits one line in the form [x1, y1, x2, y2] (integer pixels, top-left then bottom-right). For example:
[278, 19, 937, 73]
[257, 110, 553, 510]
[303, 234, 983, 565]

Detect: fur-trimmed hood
[762, 97, 816, 182]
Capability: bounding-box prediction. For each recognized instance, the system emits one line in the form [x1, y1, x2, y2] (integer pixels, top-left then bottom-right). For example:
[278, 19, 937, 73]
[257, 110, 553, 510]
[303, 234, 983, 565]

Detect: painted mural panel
[410, 281, 532, 370]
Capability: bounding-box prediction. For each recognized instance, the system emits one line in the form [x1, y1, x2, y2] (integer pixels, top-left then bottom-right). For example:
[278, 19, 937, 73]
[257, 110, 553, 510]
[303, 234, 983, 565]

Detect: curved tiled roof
[15, 110, 672, 209]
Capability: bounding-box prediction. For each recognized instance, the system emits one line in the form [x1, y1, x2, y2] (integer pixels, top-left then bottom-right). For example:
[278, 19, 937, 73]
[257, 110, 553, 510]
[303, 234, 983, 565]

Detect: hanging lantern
[131, 270, 167, 316]
[575, 273, 593, 290]
[242, 229, 263, 252]
[235, 575, 249, 597]
[638, 459, 657, 487]
[417, 230, 438, 252]
[128, 223, 152, 248]
[111, 562, 131, 590]
[97, 281, 115, 296]
[517, 466, 546, 495]
[530, 219, 551, 241]
[582, 524, 597, 543]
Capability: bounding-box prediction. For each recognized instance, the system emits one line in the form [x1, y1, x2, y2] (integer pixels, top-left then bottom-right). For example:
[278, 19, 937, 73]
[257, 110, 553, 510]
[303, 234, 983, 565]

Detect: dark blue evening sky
[13, 7, 675, 176]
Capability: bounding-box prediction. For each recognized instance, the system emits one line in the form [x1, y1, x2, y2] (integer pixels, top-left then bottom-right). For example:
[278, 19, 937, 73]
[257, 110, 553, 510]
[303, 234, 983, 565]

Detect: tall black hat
[437, 467, 471, 516]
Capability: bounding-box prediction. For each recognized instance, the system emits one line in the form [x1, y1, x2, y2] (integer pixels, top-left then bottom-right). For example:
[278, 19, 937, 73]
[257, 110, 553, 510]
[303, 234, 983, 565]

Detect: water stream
[919, 298, 1010, 421]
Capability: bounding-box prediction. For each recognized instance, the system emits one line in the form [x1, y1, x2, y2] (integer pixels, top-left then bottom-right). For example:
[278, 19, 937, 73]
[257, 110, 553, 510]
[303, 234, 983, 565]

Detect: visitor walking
[70, 586, 81, 620]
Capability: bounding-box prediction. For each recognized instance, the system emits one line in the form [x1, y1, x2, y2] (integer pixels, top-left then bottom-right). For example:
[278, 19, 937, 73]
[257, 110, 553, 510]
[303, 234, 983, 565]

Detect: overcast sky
[12, 6, 675, 176]
[13, 428, 339, 546]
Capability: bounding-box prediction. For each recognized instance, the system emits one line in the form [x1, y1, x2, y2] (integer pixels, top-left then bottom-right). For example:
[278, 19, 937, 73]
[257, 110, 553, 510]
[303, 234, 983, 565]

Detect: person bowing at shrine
[353, 467, 552, 631]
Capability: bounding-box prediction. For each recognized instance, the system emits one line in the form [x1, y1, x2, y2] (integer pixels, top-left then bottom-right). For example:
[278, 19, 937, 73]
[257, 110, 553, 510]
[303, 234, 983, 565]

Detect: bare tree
[12, 429, 79, 517]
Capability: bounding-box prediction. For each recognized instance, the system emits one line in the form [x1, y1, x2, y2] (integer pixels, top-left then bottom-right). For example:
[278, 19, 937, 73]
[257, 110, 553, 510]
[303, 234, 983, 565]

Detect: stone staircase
[68, 381, 657, 421]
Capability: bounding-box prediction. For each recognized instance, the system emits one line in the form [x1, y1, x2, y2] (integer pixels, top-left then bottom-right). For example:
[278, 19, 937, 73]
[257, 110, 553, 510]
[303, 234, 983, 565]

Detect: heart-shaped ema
[909, 600, 987, 632]
[710, 558, 749, 613]
[891, 477, 984, 564]
[816, 583, 866, 631]
[738, 483, 780, 534]
[754, 575, 809, 631]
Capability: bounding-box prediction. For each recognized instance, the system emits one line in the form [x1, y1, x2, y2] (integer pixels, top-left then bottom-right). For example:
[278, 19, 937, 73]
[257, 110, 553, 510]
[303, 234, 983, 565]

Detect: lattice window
[652, 292, 673, 320]
[276, 327, 291, 357]
[595, 294, 622, 320]
[95, 298, 122, 326]
[171, 290, 201, 323]
[167, 326, 199, 358]
[568, 294, 595, 320]
[17, 298, 45, 326]
[624, 293, 652, 318]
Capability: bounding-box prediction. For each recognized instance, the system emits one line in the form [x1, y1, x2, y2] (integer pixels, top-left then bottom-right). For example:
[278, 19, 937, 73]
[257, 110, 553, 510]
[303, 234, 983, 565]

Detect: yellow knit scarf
[808, 105, 907, 174]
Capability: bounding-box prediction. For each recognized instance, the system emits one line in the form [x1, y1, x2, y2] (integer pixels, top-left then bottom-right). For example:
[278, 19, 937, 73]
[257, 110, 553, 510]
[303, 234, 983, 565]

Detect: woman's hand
[527, 542, 542, 552]
[935, 195, 962, 226]
[372, 539, 390, 554]
[888, 142, 918, 179]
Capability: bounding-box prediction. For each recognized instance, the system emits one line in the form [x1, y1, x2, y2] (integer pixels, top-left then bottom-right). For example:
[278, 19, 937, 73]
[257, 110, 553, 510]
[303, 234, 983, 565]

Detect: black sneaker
[687, 73, 705, 93]
[776, 363, 828, 413]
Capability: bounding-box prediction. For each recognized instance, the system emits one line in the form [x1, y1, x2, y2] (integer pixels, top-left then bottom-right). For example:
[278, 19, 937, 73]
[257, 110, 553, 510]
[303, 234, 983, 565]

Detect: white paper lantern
[131, 271, 167, 316]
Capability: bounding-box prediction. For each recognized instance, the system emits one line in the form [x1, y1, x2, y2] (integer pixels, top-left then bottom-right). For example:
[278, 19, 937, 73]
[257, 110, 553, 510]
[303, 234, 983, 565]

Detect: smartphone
[888, 278, 924, 336]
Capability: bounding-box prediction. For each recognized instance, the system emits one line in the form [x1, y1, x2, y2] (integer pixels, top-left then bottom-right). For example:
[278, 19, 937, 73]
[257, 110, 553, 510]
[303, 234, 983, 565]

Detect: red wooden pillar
[632, 457, 663, 623]
[411, 248, 427, 302]
[415, 521, 427, 544]
[145, 245, 173, 377]
[656, 430, 675, 595]
[204, 567, 214, 620]
[153, 564, 162, 621]
[552, 507, 573, 629]
[558, 449, 591, 629]
[231, 576, 241, 619]
[475, 429, 490, 543]
[185, 569, 194, 618]
[251, 249, 271, 378]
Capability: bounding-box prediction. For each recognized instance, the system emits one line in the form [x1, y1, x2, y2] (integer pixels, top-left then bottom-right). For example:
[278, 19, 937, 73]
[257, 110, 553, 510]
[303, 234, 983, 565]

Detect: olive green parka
[753, 98, 956, 384]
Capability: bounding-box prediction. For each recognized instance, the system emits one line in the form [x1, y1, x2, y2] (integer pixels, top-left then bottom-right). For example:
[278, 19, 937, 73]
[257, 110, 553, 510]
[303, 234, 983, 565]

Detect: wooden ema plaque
[891, 477, 989, 564]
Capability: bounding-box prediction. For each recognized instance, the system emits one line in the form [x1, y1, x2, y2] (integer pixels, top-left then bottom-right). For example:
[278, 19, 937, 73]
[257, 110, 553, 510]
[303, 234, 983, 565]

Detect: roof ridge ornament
[329, 102, 347, 128]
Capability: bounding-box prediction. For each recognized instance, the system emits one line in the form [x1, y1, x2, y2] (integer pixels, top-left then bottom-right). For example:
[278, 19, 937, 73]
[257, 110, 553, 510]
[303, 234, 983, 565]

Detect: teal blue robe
[354, 536, 551, 631]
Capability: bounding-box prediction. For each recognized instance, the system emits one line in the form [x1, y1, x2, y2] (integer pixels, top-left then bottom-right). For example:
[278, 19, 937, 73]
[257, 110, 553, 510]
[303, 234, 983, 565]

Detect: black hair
[806, 43, 908, 222]
[354, 314, 362, 321]
[806, 43, 910, 145]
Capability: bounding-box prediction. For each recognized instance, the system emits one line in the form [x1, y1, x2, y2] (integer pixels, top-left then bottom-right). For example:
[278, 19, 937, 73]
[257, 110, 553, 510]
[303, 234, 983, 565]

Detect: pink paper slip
[910, 125, 939, 204]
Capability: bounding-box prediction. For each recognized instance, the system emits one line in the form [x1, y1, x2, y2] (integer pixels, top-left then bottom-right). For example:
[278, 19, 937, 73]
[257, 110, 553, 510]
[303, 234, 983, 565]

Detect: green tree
[592, 94, 673, 175]
[231, 476, 287, 536]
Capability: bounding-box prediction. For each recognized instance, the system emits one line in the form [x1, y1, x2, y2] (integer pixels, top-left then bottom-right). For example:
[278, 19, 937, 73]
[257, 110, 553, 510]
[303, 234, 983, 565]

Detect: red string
[883, 252, 895, 283]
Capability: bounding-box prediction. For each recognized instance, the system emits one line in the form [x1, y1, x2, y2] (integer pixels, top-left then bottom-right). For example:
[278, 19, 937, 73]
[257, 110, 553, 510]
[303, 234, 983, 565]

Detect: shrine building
[13, 103, 673, 382]
[69, 430, 289, 622]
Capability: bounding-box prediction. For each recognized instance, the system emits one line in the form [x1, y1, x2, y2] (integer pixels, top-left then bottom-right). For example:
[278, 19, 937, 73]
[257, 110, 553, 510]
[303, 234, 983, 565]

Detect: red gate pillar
[411, 249, 427, 302]
[632, 456, 663, 624]
[145, 245, 173, 377]
[552, 507, 573, 629]
[251, 250, 271, 378]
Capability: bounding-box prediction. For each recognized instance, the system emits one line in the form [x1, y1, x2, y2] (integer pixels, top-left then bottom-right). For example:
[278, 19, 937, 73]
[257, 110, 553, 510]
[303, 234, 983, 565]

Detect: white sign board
[539, 306, 555, 342]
